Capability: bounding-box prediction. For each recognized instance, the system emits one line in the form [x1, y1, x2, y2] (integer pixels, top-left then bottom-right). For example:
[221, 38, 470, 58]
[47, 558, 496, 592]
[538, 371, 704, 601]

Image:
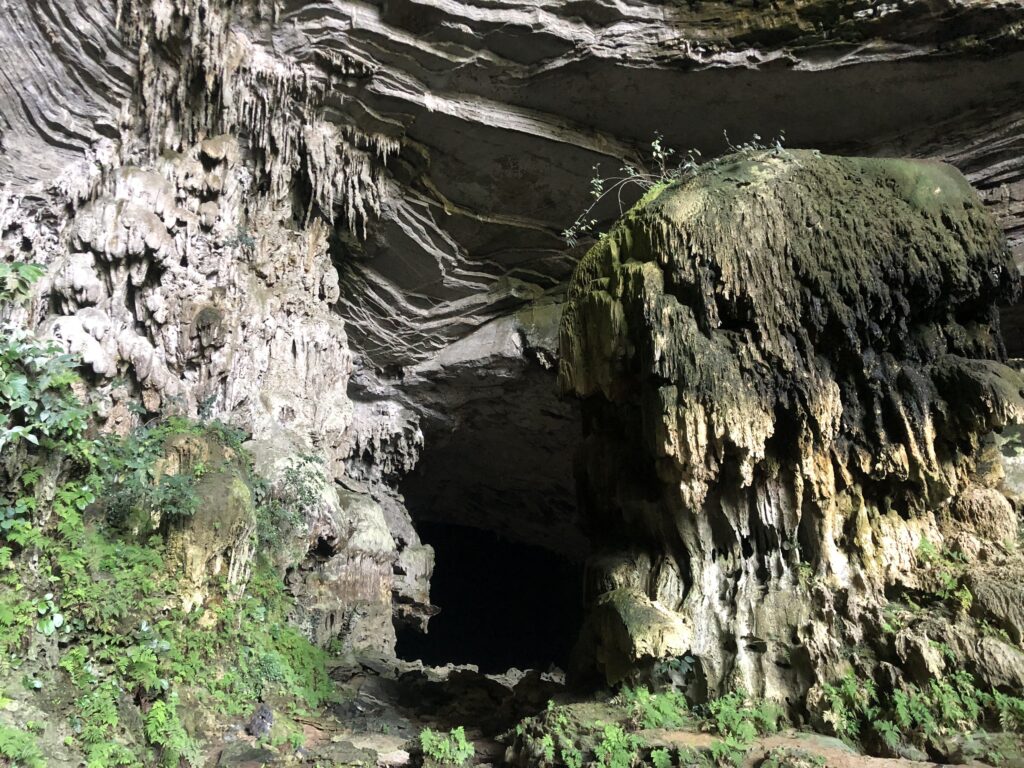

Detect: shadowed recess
[396, 522, 583, 674]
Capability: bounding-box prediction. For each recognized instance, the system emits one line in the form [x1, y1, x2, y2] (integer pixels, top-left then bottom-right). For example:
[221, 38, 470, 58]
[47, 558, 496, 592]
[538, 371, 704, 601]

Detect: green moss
[558, 149, 1024, 690]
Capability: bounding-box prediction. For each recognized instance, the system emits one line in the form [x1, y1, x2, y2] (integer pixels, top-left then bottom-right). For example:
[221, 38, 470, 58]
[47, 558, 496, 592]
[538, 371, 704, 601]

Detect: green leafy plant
[619, 686, 690, 729]
[915, 537, 972, 611]
[539, 733, 556, 762]
[0, 262, 44, 304]
[823, 667, 1024, 753]
[0, 327, 89, 453]
[761, 747, 825, 768]
[254, 453, 324, 554]
[33, 591, 66, 637]
[562, 744, 584, 768]
[873, 719, 901, 751]
[700, 689, 784, 767]
[562, 131, 786, 247]
[83, 741, 139, 768]
[94, 416, 211, 529]
[594, 723, 642, 768]
[144, 695, 202, 767]
[0, 260, 87, 455]
[419, 726, 475, 766]
[705, 689, 784, 743]
[977, 618, 1012, 643]
[525, 701, 587, 768]
[0, 723, 45, 768]
[708, 736, 747, 767]
[822, 671, 878, 740]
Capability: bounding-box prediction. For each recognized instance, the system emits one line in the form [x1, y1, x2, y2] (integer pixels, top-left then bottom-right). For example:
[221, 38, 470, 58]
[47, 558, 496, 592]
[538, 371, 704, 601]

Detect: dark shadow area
[1002, 303, 1024, 358]
[396, 522, 583, 674]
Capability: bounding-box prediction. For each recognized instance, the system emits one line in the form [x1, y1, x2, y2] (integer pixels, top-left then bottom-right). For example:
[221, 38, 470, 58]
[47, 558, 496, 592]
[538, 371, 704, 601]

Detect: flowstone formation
[559, 150, 1024, 709]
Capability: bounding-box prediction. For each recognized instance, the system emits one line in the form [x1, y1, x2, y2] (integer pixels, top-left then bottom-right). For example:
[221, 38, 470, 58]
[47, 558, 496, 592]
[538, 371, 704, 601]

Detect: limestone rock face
[283, 487, 398, 651]
[559, 150, 1024, 702]
[157, 433, 257, 612]
[2, 0, 1024, 660]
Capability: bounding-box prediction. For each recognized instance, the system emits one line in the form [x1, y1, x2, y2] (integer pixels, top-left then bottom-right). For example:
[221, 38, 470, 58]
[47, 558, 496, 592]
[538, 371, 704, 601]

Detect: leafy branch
[563, 130, 787, 247]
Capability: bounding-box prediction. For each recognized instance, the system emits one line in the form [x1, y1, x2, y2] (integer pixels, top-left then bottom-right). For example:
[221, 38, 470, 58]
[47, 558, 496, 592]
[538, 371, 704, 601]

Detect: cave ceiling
[2, 0, 1022, 547]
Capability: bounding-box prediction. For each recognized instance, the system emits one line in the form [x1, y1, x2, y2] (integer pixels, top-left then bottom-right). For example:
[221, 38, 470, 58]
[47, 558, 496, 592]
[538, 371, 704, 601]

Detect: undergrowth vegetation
[822, 667, 1024, 759]
[420, 726, 476, 766]
[0, 263, 331, 766]
[0, 723, 45, 768]
[515, 685, 787, 768]
[515, 666, 1024, 768]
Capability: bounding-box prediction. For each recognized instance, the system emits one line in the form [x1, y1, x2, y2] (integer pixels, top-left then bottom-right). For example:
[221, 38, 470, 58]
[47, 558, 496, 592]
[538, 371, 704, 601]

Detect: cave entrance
[387, 340, 589, 673]
[396, 521, 583, 673]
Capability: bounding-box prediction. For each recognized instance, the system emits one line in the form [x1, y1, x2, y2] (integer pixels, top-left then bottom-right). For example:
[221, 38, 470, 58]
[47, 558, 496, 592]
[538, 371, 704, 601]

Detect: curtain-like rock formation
[559, 150, 1024, 707]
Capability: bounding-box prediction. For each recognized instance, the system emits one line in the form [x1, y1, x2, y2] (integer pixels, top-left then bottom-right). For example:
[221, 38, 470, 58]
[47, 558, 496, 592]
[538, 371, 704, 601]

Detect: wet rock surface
[559, 150, 1024, 700]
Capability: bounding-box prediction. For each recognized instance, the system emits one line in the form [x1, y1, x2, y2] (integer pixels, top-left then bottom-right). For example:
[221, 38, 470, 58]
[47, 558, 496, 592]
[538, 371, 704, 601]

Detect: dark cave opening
[395, 522, 584, 674]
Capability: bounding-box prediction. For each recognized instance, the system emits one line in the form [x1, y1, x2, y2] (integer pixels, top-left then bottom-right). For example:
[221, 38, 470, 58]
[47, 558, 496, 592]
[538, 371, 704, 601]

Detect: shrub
[0, 327, 89, 454]
[420, 726, 475, 766]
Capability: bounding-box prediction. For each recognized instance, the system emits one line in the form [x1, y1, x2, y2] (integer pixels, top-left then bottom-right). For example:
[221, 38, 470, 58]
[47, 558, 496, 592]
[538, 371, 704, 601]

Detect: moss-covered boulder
[559, 149, 1024, 706]
[246, 439, 403, 652]
[158, 432, 257, 611]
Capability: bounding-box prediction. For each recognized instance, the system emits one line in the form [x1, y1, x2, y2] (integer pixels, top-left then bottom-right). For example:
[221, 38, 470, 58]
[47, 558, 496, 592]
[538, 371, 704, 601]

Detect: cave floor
[203, 653, 1008, 768]
[209, 653, 568, 766]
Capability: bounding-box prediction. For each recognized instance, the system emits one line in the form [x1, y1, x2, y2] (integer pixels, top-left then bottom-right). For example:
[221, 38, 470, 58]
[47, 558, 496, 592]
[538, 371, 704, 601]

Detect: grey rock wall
[2, 0, 1023, 654]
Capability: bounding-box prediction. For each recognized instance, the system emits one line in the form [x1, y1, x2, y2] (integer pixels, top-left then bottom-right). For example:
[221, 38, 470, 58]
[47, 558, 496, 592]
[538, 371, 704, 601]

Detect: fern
[536, 733, 553, 762]
[620, 685, 689, 729]
[993, 691, 1024, 731]
[420, 726, 475, 766]
[873, 719, 901, 751]
[0, 724, 45, 768]
[85, 742, 140, 768]
[77, 681, 121, 745]
[594, 723, 641, 768]
[144, 696, 203, 767]
[709, 736, 748, 767]
[561, 744, 584, 768]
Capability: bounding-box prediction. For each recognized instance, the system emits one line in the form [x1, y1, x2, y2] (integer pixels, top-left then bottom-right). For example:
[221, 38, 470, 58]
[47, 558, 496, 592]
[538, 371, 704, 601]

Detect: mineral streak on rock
[559, 150, 1024, 701]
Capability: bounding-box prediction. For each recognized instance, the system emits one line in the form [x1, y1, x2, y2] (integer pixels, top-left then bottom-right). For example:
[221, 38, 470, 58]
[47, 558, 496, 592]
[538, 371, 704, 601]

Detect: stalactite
[116, 0, 394, 237]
